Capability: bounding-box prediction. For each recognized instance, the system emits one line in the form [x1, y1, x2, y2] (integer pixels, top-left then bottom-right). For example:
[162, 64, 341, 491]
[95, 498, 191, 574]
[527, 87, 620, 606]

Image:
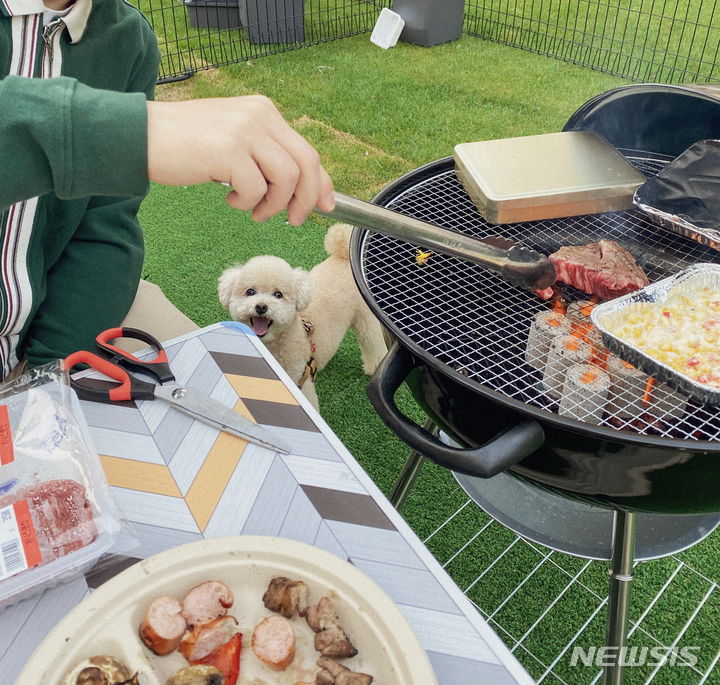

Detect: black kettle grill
[350, 83, 720, 685]
[353, 83, 720, 517]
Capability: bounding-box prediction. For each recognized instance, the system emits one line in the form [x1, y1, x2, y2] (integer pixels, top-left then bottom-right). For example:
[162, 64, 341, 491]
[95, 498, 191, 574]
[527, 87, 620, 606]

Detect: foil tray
[633, 139, 720, 252]
[633, 200, 720, 252]
[591, 264, 720, 406]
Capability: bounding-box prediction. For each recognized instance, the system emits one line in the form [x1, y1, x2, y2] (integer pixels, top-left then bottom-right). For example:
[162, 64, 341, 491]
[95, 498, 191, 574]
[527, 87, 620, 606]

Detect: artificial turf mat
[138, 33, 720, 683]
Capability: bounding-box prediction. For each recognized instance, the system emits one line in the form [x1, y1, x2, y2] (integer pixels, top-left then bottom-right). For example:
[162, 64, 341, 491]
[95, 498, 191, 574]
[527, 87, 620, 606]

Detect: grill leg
[603, 509, 637, 685]
[389, 419, 436, 509]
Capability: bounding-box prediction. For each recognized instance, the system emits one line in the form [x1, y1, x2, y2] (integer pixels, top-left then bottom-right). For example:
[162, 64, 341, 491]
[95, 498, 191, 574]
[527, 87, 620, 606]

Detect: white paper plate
[17, 536, 437, 685]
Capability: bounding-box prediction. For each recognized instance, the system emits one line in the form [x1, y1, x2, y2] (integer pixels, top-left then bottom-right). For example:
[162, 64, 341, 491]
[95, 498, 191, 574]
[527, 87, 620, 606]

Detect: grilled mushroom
[64, 656, 138, 685]
[165, 665, 225, 685]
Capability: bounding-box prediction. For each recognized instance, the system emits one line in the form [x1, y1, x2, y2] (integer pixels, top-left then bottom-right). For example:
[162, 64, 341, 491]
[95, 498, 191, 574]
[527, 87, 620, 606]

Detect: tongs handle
[318, 192, 555, 290]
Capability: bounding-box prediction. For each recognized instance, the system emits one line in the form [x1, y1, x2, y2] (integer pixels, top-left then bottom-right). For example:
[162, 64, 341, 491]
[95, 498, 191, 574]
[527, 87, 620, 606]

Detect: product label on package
[0, 501, 42, 580]
[0, 405, 13, 465]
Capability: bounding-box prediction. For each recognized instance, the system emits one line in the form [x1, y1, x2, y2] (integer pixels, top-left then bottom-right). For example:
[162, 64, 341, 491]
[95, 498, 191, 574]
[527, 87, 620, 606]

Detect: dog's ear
[293, 267, 313, 311]
[218, 265, 243, 309]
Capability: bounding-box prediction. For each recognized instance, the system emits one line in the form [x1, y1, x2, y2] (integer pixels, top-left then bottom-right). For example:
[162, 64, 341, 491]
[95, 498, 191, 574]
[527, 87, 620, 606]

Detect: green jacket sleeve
[22, 192, 146, 367]
[0, 74, 149, 211]
[20, 33, 162, 367]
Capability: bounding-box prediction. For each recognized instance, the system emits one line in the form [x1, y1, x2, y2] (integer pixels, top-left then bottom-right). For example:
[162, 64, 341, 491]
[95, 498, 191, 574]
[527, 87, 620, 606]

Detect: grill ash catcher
[347, 83, 720, 685]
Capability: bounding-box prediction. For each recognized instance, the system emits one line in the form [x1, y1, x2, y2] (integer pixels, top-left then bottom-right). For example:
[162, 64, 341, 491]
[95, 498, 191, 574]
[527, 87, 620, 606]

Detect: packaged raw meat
[0, 362, 125, 609]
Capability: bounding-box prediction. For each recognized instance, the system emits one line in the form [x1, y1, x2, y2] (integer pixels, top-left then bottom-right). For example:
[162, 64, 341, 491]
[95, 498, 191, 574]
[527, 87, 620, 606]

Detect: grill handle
[317, 192, 556, 291]
[367, 343, 546, 478]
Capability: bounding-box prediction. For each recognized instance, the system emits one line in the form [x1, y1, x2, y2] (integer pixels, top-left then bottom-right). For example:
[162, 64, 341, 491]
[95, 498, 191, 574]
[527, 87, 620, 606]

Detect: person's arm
[1, 75, 335, 223]
[18, 34, 160, 368]
[0, 75, 150, 210]
[146, 96, 335, 225]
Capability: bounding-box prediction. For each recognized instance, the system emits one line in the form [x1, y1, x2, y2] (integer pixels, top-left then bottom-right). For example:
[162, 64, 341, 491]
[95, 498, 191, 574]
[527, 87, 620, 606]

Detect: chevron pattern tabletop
[1, 322, 533, 685]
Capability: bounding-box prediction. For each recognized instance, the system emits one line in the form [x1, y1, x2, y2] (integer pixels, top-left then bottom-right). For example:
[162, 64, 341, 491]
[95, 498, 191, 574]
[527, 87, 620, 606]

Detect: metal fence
[464, 0, 720, 84]
[137, 1, 719, 86]
[134, 0, 390, 82]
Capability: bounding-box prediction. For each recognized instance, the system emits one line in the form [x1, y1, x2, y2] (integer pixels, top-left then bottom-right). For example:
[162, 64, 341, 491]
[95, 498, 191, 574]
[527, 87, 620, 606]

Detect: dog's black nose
[255, 303, 268, 315]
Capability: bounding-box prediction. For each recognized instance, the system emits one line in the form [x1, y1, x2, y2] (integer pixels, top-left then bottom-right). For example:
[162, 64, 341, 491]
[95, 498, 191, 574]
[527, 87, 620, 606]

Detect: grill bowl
[350, 85, 720, 515]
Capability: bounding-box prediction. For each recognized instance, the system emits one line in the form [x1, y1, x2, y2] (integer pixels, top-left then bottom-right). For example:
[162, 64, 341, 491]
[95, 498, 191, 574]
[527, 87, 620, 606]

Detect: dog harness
[298, 318, 318, 388]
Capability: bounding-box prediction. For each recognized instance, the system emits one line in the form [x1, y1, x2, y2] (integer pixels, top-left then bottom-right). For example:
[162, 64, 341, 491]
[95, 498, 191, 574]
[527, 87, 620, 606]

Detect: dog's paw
[361, 352, 386, 375]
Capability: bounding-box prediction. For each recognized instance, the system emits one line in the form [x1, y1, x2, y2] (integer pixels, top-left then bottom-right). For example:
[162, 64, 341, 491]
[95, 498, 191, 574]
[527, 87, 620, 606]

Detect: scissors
[64, 326, 290, 454]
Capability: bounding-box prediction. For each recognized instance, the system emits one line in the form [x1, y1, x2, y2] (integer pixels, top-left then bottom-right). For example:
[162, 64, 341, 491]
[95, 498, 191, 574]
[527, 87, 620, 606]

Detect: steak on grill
[535, 239, 649, 300]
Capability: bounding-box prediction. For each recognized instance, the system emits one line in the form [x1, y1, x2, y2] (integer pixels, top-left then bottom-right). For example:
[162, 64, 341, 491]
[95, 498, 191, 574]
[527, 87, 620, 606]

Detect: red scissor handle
[64, 350, 157, 403]
[95, 327, 175, 384]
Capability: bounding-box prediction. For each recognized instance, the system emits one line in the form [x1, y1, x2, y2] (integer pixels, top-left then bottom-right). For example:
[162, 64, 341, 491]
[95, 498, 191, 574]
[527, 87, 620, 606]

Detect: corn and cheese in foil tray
[591, 264, 720, 405]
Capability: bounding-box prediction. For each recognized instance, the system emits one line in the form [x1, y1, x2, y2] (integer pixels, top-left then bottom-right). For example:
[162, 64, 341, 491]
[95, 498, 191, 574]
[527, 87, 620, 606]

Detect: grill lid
[354, 155, 720, 443]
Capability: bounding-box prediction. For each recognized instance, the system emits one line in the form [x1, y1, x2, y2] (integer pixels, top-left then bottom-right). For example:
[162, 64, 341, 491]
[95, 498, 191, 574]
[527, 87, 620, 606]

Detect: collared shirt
[0, 0, 91, 42]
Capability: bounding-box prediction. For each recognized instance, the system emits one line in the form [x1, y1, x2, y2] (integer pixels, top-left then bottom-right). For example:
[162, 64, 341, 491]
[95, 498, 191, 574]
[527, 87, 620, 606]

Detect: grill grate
[358, 156, 720, 441]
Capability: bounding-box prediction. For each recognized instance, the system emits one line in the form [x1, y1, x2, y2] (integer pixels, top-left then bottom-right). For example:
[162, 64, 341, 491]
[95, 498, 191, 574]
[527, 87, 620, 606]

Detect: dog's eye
[272, 291, 283, 299]
[245, 288, 256, 296]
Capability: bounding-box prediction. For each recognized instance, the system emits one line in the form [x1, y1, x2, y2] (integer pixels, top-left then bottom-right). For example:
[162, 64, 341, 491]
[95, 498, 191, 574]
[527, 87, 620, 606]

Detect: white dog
[218, 224, 387, 409]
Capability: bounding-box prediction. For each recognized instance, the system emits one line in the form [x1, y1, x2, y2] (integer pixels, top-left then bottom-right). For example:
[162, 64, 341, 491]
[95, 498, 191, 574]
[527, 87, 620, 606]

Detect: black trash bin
[244, 0, 305, 44]
[392, 0, 464, 46]
[185, 0, 243, 30]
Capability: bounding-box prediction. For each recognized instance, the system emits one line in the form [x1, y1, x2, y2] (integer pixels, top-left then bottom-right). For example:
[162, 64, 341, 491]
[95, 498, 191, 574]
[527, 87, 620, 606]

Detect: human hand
[146, 95, 334, 225]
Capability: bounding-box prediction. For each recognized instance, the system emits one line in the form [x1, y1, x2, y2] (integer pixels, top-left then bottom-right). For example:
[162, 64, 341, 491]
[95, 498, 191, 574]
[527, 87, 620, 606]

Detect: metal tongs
[317, 192, 556, 291]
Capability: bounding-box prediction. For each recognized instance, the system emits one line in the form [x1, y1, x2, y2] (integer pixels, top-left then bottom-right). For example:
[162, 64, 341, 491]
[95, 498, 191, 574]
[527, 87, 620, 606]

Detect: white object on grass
[370, 8, 405, 49]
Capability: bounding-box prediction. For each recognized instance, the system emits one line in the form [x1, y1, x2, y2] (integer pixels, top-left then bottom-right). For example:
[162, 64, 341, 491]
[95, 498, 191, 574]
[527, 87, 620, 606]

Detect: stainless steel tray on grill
[454, 131, 647, 224]
[591, 264, 720, 405]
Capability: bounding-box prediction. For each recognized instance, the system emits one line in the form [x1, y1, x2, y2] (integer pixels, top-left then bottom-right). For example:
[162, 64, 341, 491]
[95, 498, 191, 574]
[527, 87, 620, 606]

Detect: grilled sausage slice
[139, 596, 187, 655]
[182, 581, 234, 627]
[251, 615, 297, 671]
[180, 616, 238, 662]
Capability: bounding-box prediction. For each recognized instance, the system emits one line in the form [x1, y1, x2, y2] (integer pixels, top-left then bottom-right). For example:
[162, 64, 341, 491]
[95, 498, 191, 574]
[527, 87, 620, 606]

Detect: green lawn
[139, 33, 720, 683]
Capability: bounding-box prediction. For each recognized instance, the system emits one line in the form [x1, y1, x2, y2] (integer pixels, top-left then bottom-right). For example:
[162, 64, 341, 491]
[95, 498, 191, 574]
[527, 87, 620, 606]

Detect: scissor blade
[154, 385, 291, 454]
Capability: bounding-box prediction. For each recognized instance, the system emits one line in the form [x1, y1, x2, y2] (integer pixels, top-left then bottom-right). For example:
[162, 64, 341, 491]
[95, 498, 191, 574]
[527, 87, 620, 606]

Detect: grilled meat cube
[314, 626, 358, 659]
[315, 658, 373, 685]
[335, 673, 373, 685]
[316, 658, 349, 678]
[306, 597, 358, 658]
[315, 670, 336, 685]
[305, 597, 340, 633]
[262, 577, 309, 618]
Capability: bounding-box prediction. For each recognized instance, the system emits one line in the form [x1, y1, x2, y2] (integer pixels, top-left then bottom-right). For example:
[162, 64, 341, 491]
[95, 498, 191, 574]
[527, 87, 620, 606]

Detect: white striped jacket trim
[1, 14, 64, 377]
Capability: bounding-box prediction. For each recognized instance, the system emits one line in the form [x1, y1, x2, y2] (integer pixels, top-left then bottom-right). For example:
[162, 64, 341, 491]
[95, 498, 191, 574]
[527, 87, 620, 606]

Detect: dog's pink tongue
[251, 316, 270, 336]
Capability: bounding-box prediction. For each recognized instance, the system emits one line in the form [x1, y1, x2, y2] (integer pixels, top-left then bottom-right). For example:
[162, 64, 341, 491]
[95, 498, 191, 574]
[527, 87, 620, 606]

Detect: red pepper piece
[191, 632, 242, 685]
